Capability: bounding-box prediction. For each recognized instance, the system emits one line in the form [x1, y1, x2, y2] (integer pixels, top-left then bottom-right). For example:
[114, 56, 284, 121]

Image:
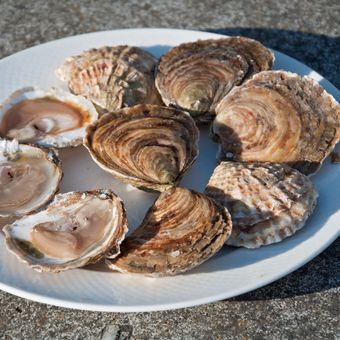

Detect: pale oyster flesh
[84, 104, 199, 192]
[0, 139, 62, 217]
[0, 87, 98, 148]
[107, 187, 232, 276]
[155, 37, 274, 123]
[3, 190, 128, 272]
[204, 162, 318, 248]
[213, 71, 340, 175]
[57, 46, 161, 112]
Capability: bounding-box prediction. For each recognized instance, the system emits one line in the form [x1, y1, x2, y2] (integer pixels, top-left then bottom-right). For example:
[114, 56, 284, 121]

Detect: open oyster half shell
[107, 187, 232, 276]
[0, 139, 62, 217]
[84, 104, 199, 192]
[57, 46, 162, 112]
[204, 162, 318, 248]
[155, 36, 274, 123]
[212, 71, 340, 175]
[3, 190, 128, 272]
[0, 87, 98, 148]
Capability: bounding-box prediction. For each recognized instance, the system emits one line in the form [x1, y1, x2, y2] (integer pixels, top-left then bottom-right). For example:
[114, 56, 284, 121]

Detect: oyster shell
[3, 190, 128, 272]
[107, 187, 232, 276]
[204, 162, 318, 248]
[84, 104, 199, 192]
[57, 46, 161, 112]
[155, 36, 274, 123]
[0, 87, 98, 148]
[213, 71, 340, 175]
[0, 139, 62, 217]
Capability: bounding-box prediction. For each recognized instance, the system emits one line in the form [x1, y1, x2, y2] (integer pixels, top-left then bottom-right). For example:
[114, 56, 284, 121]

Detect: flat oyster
[204, 162, 318, 248]
[84, 104, 199, 192]
[155, 37, 274, 123]
[0, 139, 62, 217]
[213, 71, 340, 175]
[0, 87, 98, 148]
[3, 190, 128, 272]
[57, 46, 161, 112]
[107, 187, 232, 276]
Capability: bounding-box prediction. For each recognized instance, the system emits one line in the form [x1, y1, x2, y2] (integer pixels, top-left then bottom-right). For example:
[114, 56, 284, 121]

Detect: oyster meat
[155, 37, 274, 123]
[84, 104, 199, 192]
[107, 187, 232, 276]
[3, 190, 128, 272]
[204, 162, 318, 248]
[0, 139, 62, 217]
[57, 46, 161, 112]
[213, 71, 340, 175]
[0, 87, 98, 148]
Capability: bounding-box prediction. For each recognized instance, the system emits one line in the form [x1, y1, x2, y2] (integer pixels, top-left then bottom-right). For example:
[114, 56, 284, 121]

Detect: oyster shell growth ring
[108, 187, 232, 276]
[205, 162, 318, 248]
[213, 71, 340, 175]
[84, 104, 199, 191]
[155, 37, 274, 123]
[57, 46, 161, 112]
[3, 190, 128, 272]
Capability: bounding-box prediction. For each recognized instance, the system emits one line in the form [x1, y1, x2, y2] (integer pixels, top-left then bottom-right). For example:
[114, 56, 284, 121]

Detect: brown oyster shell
[0, 139, 62, 217]
[212, 71, 340, 175]
[155, 36, 274, 123]
[57, 46, 162, 111]
[107, 187, 232, 276]
[84, 104, 199, 192]
[204, 162, 318, 248]
[3, 190, 128, 272]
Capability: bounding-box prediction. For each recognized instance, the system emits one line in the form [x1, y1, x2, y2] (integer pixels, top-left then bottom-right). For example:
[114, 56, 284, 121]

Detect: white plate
[0, 28, 339, 312]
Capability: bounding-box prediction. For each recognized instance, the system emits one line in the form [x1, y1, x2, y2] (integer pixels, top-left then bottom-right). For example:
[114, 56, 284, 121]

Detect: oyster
[107, 187, 232, 276]
[57, 46, 161, 112]
[3, 190, 128, 272]
[0, 139, 62, 217]
[155, 36, 274, 123]
[204, 162, 318, 248]
[84, 104, 199, 192]
[213, 71, 340, 175]
[0, 87, 98, 148]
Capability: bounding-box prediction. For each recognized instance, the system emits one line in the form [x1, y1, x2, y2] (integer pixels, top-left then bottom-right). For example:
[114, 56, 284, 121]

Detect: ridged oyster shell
[107, 187, 232, 276]
[57, 46, 161, 112]
[0, 87, 98, 148]
[204, 162, 318, 248]
[213, 71, 340, 175]
[156, 36, 274, 123]
[3, 190, 128, 272]
[0, 139, 62, 217]
[84, 104, 199, 192]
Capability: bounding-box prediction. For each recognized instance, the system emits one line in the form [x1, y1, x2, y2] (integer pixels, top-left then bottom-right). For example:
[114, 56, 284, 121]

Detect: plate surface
[0, 28, 339, 312]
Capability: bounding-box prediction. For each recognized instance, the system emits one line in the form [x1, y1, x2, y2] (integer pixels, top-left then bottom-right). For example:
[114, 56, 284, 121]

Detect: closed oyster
[57, 46, 161, 112]
[84, 104, 199, 192]
[0, 139, 62, 217]
[204, 162, 318, 248]
[107, 187, 232, 276]
[213, 71, 340, 175]
[3, 190, 128, 272]
[0, 87, 98, 148]
[155, 37, 274, 123]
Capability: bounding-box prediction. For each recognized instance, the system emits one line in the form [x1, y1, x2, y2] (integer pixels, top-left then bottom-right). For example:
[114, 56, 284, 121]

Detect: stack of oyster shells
[0, 37, 339, 276]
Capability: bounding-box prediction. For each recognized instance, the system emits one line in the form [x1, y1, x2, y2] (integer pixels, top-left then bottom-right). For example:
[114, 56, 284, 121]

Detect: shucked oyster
[0, 87, 98, 148]
[57, 46, 161, 112]
[107, 187, 232, 276]
[3, 190, 128, 272]
[205, 162, 318, 248]
[213, 71, 340, 175]
[84, 104, 199, 192]
[0, 139, 62, 217]
[155, 37, 274, 123]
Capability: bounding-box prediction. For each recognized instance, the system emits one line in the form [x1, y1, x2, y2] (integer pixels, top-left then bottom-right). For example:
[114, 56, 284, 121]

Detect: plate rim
[0, 28, 339, 312]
